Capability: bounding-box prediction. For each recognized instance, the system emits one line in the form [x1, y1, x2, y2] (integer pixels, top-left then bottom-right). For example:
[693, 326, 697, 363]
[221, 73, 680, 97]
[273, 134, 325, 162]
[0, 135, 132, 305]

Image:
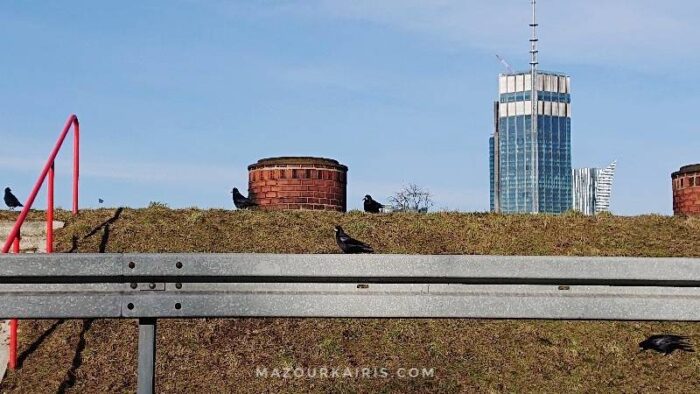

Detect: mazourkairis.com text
[256, 366, 435, 379]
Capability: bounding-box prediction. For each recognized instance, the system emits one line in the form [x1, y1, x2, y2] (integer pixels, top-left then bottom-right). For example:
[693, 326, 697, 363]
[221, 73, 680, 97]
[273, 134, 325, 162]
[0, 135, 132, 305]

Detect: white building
[572, 161, 617, 215]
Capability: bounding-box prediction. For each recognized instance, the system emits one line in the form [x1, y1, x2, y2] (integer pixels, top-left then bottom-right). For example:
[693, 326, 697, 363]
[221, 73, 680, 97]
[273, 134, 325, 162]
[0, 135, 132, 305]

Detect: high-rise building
[594, 161, 616, 213]
[489, 1, 572, 213]
[572, 161, 616, 215]
[572, 168, 597, 216]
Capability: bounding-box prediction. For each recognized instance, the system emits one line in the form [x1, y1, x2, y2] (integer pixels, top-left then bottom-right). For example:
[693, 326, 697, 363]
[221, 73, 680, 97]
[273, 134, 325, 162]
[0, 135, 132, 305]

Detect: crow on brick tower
[4, 187, 23, 210]
[363, 194, 384, 213]
[639, 335, 695, 355]
[334, 226, 374, 254]
[231, 187, 257, 209]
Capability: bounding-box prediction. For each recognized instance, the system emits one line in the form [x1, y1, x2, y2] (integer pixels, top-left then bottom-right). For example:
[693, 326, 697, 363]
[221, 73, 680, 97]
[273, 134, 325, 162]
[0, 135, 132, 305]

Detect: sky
[1, 0, 699, 214]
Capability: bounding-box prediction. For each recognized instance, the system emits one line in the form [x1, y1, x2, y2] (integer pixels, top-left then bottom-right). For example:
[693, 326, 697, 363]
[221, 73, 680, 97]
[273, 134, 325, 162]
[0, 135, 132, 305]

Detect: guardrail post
[137, 318, 157, 394]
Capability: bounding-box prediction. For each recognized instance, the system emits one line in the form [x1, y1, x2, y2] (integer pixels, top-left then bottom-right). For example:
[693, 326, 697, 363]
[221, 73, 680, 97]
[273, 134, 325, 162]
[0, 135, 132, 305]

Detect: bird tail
[680, 345, 695, 352]
[677, 341, 695, 352]
[362, 244, 374, 253]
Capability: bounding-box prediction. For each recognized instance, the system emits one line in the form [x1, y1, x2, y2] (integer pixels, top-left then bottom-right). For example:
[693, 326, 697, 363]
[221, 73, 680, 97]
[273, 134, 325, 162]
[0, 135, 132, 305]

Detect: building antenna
[530, 0, 539, 212]
[529, 0, 539, 73]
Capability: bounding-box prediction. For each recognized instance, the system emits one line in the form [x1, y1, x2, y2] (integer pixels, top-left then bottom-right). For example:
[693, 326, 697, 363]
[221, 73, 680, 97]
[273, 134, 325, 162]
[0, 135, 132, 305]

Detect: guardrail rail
[1, 253, 699, 393]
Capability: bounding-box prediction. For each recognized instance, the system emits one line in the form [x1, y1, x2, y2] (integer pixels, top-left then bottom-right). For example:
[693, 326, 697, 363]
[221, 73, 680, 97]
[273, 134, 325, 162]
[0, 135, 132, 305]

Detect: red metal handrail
[1, 114, 80, 370]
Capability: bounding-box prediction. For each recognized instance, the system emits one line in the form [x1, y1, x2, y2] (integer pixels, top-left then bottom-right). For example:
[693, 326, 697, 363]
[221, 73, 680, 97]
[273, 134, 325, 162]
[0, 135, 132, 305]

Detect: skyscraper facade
[572, 167, 597, 216]
[571, 161, 617, 215]
[489, 72, 573, 213]
[594, 161, 616, 213]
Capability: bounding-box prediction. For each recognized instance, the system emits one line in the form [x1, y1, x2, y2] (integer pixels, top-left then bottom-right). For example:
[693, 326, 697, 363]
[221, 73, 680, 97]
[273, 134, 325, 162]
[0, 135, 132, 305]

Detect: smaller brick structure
[672, 164, 700, 216]
[248, 157, 348, 211]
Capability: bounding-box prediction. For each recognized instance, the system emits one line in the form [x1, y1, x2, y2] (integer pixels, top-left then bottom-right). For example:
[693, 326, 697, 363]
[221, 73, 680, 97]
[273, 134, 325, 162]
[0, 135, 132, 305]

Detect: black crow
[4, 187, 23, 210]
[98, 198, 104, 204]
[639, 335, 695, 355]
[231, 187, 257, 209]
[334, 226, 374, 254]
[363, 195, 384, 213]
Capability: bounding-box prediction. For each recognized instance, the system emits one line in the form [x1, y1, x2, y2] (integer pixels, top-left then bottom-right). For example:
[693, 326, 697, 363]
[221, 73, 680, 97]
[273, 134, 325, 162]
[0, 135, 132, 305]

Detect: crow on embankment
[231, 187, 257, 209]
[334, 226, 374, 254]
[363, 195, 384, 213]
[4, 187, 23, 210]
[639, 335, 695, 355]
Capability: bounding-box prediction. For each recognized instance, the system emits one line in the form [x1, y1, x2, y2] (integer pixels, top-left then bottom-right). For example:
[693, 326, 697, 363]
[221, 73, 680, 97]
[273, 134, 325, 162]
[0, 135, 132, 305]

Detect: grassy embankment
[0, 208, 698, 393]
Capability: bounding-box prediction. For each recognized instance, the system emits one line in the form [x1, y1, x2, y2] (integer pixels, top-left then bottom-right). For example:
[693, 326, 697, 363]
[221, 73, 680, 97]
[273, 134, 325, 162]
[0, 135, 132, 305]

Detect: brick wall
[672, 166, 700, 216]
[248, 157, 347, 212]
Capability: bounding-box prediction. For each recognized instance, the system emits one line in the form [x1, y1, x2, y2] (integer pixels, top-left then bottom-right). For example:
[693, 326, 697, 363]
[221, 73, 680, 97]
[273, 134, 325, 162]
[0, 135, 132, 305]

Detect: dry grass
[41, 208, 700, 256]
[1, 208, 699, 393]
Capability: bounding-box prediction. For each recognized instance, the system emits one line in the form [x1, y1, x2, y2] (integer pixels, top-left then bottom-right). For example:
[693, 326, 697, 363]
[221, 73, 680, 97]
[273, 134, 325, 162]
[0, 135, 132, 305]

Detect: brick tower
[672, 164, 700, 216]
[248, 157, 347, 211]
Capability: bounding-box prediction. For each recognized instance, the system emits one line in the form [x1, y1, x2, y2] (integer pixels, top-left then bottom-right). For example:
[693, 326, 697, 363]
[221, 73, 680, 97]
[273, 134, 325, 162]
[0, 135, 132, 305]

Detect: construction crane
[495, 54, 514, 74]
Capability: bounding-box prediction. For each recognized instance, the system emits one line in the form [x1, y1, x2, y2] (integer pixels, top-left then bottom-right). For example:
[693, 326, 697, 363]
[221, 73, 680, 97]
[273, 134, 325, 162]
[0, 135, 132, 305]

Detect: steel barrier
[1, 253, 699, 393]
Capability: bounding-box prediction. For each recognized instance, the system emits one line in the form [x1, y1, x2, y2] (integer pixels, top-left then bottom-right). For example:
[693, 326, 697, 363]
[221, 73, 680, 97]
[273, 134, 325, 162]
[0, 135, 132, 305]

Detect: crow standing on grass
[4, 187, 23, 210]
[363, 195, 384, 213]
[334, 226, 374, 254]
[231, 187, 257, 209]
[639, 335, 695, 355]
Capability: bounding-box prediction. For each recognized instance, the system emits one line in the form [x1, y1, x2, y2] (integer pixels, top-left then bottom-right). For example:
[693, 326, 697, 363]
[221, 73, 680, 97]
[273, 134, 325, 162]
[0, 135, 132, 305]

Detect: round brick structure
[672, 164, 700, 216]
[248, 157, 348, 211]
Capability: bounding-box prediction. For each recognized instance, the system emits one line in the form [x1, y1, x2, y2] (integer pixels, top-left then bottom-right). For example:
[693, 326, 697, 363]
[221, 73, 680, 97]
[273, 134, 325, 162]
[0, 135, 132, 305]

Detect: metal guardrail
[1, 253, 699, 393]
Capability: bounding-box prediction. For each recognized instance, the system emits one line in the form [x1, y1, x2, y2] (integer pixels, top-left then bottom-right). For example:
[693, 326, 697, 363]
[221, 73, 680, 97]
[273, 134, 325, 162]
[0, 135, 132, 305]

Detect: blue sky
[1, 0, 698, 214]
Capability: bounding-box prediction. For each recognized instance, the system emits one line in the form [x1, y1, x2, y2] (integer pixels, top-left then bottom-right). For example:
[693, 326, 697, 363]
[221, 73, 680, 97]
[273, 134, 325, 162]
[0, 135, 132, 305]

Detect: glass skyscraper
[489, 0, 573, 214]
[489, 71, 572, 213]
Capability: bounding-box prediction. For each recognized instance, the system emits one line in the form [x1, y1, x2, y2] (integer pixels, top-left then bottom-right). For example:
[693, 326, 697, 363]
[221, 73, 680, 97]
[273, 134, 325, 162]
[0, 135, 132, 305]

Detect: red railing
[1, 114, 80, 370]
